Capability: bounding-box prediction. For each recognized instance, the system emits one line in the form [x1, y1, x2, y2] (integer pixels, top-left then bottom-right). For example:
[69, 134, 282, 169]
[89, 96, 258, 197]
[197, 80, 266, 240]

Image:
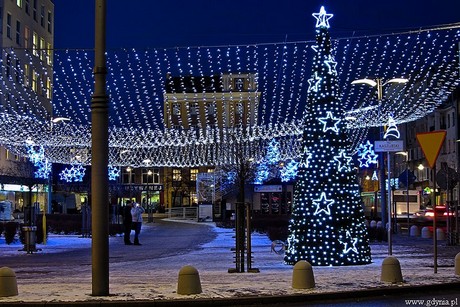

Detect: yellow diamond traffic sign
[416, 131, 446, 169]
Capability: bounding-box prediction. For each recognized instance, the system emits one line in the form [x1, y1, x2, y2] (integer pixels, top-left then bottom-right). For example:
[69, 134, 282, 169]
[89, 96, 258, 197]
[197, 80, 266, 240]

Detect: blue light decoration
[280, 159, 299, 182]
[26, 144, 51, 179]
[108, 165, 120, 181]
[356, 140, 378, 168]
[284, 7, 372, 266]
[384, 115, 400, 139]
[35, 159, 52, 179]
[59, 164, 86, 183]
[254, 139, 281, 184]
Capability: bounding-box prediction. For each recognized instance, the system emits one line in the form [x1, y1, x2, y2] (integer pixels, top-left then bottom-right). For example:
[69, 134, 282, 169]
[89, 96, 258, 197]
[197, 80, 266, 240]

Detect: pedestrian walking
[123, 200, 133, 245]
[131, 202, 145, 245]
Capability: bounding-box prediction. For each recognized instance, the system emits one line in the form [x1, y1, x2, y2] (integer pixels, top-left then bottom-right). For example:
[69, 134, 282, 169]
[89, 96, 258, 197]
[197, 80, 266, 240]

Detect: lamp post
[352, 77, 408, 255]
[396, 151, 411, 234]
[147, 170, 153, 223]
[91, 0, 109, 296]
[126, 166, 132, 201]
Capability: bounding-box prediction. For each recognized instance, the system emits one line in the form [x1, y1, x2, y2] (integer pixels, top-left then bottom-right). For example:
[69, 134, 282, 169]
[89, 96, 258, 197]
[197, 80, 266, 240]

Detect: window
[33, 0, 37, 21]
[142, 168, 160, 184]
[16, 20, 21, 45]
[47, 11, 52, 33]
[190, 168, 199, 181]
[207, 168, 214, 173]
[47, 42, 52, 65]
[24, 26, 30, 48]
[25, 0, 30, 15]
[40, 37, 45, 61]
[40, 5, 45, 27]
[207, 102, 215, 115]
[122, 168, 135, 184]
[234, 77, 245, 90]
[7, 13, 12, 39]
[32, 32, 38, 56]
[190, 102, 199, 115]
[17, 0, 23, 8]
[32, 70, 37, 92]
[172, 169, 182, 181]
[172, 103, 181, 115]
[46, 77, 51, 99]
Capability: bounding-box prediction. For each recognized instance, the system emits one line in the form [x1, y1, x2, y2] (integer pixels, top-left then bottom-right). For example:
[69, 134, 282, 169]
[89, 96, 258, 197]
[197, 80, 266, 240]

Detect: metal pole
[432, 166, 438, 273]
[387, 151, 392, 255]
[91, 0, 109, 296]
[406, 158, 410, 234]
[377, 79, 387, 230]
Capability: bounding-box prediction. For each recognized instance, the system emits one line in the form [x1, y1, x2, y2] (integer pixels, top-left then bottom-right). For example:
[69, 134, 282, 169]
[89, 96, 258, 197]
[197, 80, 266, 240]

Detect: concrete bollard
[292, 260, 315, 289]
[421, 227, 432, 239]
[381, 256, 403, 283]
[0, 267, 18, 297]
[436, 228, 445, 240]
[409, 225, 420, 237]
[455, 253, 460, 276]
[177, 265, 202, 295]
[370, 220, 377, 228]
[376, 221, 383, 229]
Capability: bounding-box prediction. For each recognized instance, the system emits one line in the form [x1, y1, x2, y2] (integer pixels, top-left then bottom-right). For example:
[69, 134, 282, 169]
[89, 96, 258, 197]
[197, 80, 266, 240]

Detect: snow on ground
[1, 223, 460, 304]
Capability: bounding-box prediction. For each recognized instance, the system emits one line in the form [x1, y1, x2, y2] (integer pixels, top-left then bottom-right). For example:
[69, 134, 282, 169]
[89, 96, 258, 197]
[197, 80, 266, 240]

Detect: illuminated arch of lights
[0, 23, 459, 167]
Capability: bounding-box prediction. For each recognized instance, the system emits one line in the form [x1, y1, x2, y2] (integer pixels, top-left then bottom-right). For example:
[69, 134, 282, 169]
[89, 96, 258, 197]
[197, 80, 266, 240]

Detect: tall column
[91, 0, 110, 296]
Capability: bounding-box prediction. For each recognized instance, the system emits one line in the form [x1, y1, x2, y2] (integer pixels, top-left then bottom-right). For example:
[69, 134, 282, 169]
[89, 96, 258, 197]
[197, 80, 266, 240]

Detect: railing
[167, 207, 198, 220]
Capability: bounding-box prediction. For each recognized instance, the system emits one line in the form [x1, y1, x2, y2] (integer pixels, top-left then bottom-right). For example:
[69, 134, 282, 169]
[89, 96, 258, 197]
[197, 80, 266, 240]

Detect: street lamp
[352, 77, 409, 255]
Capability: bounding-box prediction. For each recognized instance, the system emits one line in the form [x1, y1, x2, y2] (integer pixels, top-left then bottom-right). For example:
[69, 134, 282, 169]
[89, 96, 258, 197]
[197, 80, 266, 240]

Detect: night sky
[53, 0, 460, 50]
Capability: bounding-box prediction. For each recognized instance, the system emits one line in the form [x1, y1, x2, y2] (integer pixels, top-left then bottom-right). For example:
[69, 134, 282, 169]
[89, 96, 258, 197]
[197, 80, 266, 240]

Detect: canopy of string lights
[1, 24, 459, 167]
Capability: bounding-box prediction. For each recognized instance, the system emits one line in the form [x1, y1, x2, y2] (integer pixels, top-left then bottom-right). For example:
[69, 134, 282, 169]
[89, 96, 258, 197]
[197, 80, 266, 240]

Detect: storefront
[253, 184, 293, 215]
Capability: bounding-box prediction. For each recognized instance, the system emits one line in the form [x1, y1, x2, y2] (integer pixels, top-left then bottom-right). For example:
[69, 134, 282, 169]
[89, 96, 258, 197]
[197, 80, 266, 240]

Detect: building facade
[0, 0, 54, 212]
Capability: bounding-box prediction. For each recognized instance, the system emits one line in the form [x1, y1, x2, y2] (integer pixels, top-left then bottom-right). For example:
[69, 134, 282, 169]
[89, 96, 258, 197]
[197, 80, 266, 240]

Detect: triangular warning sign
[416, 131, 446, 169]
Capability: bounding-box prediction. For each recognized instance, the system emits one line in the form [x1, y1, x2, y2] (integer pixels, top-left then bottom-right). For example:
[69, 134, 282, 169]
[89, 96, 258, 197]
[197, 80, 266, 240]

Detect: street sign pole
[387, 151, 392, 255]
[416, 130, 446, 274]
[374, 140, 404, 256]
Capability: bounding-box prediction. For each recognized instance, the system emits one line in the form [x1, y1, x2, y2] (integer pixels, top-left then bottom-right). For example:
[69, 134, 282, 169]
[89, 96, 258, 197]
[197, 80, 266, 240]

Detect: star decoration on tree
[313, 192, 334, 216]
[299, 147, 313, 168]
[318, 111, 341, 133]
[339, 231, 359, 254]
[325, 55, 338, 75]
[334, 150, 352, 172]
[312, 6, 333, 28]
[307, 72, 322, 92]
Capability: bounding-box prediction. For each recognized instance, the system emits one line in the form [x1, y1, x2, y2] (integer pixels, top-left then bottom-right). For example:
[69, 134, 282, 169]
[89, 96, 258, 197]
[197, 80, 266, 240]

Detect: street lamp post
[126, 166, 132, 201]
[352, 77, 408, 255]
[91, 0, 109, 296]
[147, 170, 153, 223]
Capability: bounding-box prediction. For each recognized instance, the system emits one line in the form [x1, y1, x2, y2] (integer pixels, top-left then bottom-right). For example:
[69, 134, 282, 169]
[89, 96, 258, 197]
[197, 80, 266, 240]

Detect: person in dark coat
[123, 200, 133, 245]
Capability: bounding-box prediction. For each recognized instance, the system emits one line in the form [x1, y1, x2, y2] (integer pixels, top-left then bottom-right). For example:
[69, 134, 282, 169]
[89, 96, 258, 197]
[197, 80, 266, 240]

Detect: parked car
[414, 206, 458, 225]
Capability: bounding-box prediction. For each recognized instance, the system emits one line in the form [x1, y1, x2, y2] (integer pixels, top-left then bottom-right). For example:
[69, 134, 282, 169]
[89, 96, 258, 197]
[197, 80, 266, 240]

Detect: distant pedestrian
[123, 200, 133, 245]
[131, 202, 145, 245]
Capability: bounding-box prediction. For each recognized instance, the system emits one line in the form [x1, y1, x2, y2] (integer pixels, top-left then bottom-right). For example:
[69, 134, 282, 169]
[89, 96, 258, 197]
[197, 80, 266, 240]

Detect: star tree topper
[312, 6, 333, 29]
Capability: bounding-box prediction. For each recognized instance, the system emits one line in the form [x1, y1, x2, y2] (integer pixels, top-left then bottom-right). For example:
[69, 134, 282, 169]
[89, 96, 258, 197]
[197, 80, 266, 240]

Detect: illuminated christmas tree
[284, 7, 372, 266]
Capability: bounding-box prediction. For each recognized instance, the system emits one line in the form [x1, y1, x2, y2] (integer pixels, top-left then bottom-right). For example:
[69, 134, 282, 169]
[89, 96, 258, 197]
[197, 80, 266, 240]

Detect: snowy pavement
[0, 220, 460, 305]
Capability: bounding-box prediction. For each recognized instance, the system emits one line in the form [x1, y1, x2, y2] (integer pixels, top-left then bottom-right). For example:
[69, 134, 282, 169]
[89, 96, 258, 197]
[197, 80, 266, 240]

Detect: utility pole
[91, 0, 109, 296]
